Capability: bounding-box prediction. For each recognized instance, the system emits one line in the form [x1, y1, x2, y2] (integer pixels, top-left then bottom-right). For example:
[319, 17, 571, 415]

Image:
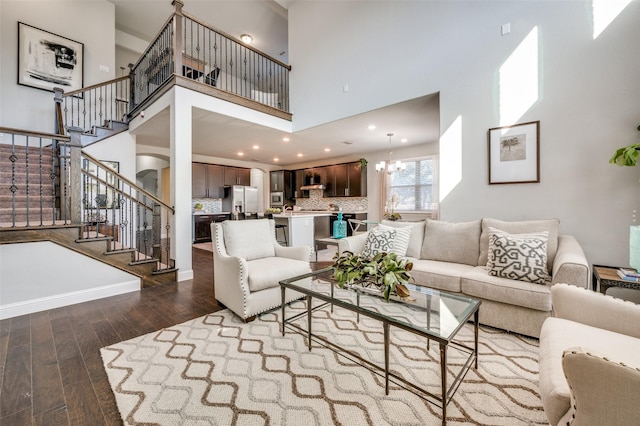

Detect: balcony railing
[130, 0, 290, 114]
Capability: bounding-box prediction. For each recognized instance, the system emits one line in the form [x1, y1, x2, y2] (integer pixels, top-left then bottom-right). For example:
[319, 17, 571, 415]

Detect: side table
[314, 237, 340, 262]
[592, 265, 640, 294]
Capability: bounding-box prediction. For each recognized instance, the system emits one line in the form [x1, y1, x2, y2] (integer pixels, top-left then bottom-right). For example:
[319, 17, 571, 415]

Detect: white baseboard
[0, 279, 140, 320]
[178, 269, 194, 281]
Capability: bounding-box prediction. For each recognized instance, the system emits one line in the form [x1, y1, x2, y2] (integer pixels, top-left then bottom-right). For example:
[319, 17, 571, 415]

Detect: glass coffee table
[280, 266, 481, 425]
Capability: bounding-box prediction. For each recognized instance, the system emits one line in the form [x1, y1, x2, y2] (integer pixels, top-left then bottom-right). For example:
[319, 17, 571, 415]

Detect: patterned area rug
[101, 301, 546, 425]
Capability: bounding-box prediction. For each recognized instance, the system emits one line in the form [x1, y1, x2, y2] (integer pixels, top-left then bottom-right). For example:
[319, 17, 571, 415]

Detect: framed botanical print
[18, 22, 84, 92]
[488, 121, 540, 184]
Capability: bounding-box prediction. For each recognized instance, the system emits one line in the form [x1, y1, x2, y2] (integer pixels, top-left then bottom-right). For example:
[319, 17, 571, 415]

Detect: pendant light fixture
[376, 133, 406, 174]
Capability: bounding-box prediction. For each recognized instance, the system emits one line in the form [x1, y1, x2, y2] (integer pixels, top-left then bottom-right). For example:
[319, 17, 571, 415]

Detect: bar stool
[275, 224, 288, 246]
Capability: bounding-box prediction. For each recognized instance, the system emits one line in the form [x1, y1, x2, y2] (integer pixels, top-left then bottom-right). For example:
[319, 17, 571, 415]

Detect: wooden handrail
[0, 126, 71, 142]
[62, 75, 130, 98]
[81, 150, 175, 214]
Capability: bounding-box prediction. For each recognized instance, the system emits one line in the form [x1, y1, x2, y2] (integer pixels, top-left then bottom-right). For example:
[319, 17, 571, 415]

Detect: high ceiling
[111, 0, 440, 166]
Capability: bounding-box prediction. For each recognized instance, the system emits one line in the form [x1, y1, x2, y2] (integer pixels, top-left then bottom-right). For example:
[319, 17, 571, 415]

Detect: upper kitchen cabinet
[224, 166, 251, 186]
[294, 169, 307, 199]
[192, 163, 224, 198]
[323, 161, 366, 197]
[270, 170, 294, 198]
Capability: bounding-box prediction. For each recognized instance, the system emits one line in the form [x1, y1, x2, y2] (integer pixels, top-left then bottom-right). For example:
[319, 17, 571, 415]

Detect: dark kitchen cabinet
[270, 170, 294, 199]
[294, 169, 307, 199]
[322, 161, 367, 197]
[192, 163, 224, 198]
[224, 166, 251, 186]
[193, 213, 230, 243]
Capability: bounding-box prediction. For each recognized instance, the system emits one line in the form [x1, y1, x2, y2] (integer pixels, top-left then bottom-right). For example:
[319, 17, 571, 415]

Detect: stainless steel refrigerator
[222, 186, 258, 215]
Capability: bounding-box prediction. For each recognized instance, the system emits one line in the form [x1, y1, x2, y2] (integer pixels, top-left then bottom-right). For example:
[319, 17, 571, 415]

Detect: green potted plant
[609, 125, 640, 166]
[332, 250, 413, 302]
[194, 202, 203, 211]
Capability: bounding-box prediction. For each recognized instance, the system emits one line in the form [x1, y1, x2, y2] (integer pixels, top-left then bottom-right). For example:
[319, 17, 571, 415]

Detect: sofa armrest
[559, 347, 640, 426]
[551, 284, 640, 338]
[274, 244, 312, 261]
[337, 233, 368, 255]
[551, 235, 589, 288]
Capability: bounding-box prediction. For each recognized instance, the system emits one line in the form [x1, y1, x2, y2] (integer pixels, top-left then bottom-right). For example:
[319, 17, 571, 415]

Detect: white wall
[0, 0, 116, 133]
[289, 1, 640, 267]
[0, 241, 139, 319]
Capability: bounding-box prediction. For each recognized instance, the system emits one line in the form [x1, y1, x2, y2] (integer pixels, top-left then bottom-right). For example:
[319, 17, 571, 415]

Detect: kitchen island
[272, 213, 332, 250]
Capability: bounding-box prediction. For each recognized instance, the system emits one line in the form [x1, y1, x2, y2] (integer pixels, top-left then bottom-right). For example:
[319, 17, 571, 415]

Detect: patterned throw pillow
[486, 227, 551, 285]
[361, 227, 397, 259]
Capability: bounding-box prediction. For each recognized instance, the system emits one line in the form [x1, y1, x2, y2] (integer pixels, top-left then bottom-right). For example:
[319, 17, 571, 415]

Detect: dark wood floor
[0, 247, 222, 425]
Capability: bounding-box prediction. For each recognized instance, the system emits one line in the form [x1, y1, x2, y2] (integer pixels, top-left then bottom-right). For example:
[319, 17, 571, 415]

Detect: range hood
[300, 184, 325, 190]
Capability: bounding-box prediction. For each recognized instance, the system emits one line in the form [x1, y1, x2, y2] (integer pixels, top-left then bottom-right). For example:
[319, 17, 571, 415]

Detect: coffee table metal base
[280, 283, 479, 425]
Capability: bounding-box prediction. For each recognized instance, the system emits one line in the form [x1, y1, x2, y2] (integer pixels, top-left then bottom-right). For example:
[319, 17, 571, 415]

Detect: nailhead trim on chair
[561, 349, 640, 425]
[214, 223, 250, 320]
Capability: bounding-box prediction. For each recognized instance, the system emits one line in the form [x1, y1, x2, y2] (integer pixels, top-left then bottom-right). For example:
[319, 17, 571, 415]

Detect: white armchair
[211, 219, 312, 321]
[539, 284, 640, 426]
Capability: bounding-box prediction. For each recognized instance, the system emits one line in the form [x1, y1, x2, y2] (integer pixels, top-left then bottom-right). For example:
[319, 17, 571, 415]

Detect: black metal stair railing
[0, 126, 175, 274]
[75, 150, 176, 272]
[129, 0, 291, 113]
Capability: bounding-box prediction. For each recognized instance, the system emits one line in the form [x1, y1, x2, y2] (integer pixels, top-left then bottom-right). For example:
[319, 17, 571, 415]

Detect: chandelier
[375, 133, 406, 174]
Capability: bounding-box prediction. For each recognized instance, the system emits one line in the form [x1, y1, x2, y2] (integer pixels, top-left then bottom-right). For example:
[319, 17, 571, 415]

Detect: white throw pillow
[377, 224, 411, 257]
[361, 227, 396, 259]
[486, 227, 551, 285]
[380, 220, 425, 258]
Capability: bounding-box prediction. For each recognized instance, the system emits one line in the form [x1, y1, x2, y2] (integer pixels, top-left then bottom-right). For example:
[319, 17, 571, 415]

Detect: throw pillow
[478, 218, 560, 272]
[377, 224, 412, 257]
[421, 219, 482, 266]
[486, 227, 551, 285]
[380, 220, 425, 258]
[361, 226, 397, 259]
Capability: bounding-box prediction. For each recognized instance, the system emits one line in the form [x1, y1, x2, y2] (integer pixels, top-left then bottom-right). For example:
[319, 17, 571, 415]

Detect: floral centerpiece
[332, 250, 413, 302]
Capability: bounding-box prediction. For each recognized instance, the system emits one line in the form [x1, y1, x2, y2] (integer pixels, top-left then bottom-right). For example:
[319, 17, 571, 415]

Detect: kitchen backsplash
[294, 189, 367, 212]
[192, 198, 222, 212]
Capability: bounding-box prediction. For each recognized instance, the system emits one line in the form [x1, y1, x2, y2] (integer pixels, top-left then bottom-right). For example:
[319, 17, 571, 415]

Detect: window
[386, 156, 438, 212]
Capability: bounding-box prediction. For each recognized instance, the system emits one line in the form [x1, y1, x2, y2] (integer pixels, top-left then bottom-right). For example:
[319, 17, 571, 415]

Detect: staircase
[0, 143, 58, 226]
[0, 126, 177, 288]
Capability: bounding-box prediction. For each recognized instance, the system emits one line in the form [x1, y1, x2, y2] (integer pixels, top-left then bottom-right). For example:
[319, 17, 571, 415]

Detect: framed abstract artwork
[488, 121, 540, 184]
[17, 22, 84, 92]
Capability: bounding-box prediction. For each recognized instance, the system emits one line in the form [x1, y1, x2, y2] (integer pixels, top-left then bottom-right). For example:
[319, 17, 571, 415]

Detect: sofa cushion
[410, 259, 476, 293]
[486, 227, 551, 285]
[246, 256, 311, 292]
[362, 226, 396, 258]
[461, 266, 552, 311]
[381, 220, 425, 258]
[539, 317, 640, 426]
[378, 224, 412, 257]
[223, 219, 275, 261]
[479, 218, 560, 272]
[421, 219, 481, 266]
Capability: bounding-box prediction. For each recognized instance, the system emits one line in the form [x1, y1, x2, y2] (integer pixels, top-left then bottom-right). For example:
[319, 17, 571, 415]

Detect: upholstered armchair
[539, 284, 640, 426]
[211, 219, 312, 321]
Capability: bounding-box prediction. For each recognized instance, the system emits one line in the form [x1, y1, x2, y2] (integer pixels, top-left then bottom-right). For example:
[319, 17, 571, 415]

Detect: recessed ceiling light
[240, 34, 253, 44]
[253, 145, 259, 150]
[401, 138, 408, 143]
[238, 152, 244, 156]
[324, 148, 331, 152]
[283, 137, 290, 142]
[368, 125, 376, 130]
[297, 153, 303, 157]
[273, 157, 279, 162]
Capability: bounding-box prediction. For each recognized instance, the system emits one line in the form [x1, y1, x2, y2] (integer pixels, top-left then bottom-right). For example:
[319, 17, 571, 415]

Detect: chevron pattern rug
[101, 301, 546, 425]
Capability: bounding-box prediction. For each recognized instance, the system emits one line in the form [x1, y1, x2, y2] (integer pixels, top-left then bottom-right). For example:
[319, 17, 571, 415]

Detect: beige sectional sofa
[337, 218, 590, 338]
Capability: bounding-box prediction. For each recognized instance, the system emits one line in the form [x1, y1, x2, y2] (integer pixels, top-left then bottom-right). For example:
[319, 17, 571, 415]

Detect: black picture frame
[17, 22, 84, 93]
